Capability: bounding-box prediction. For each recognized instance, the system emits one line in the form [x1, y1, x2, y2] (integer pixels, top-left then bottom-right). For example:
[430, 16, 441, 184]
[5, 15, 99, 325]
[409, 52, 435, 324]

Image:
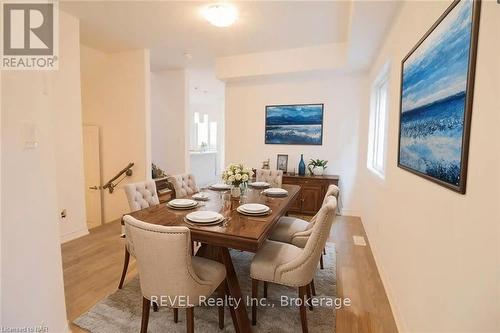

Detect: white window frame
[367, 62, 390, 179]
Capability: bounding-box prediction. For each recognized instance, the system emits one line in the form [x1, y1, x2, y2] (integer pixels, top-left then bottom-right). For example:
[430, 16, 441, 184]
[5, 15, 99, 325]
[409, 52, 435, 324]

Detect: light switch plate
[353, 235, 367, 246]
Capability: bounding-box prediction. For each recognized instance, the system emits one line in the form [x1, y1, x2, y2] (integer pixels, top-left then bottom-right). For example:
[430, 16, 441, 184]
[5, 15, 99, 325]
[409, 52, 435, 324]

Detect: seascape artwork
[398, 0, 479, 192]
[265, 104, 323, 145]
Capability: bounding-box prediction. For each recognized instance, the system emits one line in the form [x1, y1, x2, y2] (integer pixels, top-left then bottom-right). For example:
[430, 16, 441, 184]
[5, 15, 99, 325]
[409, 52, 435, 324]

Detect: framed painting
[265, 104, 324, 145]
[398, 0, 481, 194]
[277, 154, 288, 172]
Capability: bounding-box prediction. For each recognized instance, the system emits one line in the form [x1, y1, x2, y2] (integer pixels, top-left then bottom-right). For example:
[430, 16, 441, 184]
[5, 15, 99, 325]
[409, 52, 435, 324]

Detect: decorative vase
[298, 154, 306, 176]
[231, 185, 241, 198]
[313, 167, 324, 176]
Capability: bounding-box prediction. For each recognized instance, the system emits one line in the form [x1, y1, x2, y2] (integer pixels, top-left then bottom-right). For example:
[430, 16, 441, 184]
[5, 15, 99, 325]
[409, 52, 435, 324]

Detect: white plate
[250, 182, 270, 187]
[192, 193, 210, 200]
[238, 203, 270, 213]
[186, 211, 222, 223]
[263, 188, 288, 195]
[169, 199, 197, 207]
[237, 207, 271, 216]
[210, 183, 231, 190]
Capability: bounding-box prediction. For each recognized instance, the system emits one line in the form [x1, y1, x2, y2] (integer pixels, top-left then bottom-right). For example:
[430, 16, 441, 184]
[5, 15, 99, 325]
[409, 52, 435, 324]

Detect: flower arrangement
[222, 163, 251, 187]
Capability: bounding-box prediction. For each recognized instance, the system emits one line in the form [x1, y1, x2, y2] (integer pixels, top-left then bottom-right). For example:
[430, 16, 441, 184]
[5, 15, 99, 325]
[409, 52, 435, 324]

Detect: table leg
[220, 247, 252, 333]
[196, 244, 252, 333]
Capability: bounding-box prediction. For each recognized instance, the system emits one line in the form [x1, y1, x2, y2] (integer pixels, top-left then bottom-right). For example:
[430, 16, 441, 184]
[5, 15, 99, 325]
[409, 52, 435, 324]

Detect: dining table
[122, 183, 300, 333]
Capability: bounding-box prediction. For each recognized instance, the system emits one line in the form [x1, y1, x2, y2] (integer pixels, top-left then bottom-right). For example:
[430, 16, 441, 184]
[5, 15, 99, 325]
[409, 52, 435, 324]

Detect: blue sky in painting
[402, 0, 472, 112]
[266, 104, 323, 125]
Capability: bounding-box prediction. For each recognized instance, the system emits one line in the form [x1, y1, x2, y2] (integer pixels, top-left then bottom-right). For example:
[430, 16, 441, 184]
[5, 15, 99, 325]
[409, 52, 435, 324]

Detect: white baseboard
[340, 208, 361, 217]
[361, 218, 405, 332]
[61, 227, 89, 243]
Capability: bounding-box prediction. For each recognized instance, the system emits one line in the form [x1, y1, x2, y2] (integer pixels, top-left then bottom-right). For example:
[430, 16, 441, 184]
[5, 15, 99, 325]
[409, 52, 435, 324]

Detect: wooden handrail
[103, 162, 134, 193]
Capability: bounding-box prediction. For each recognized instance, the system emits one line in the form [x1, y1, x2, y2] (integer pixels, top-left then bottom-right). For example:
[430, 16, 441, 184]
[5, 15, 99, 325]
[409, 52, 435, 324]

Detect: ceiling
[60, 1, 352, 71]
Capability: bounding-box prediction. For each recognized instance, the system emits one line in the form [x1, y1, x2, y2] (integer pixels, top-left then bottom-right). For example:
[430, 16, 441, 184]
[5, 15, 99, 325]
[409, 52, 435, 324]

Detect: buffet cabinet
[282, 174, 339, 215]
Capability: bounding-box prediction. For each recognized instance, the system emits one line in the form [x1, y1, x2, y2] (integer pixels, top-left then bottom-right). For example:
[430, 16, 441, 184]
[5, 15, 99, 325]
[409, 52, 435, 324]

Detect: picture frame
[276, 154, 288, 172]
[265, 104, 324, 145]
[397, 0, 481, 194]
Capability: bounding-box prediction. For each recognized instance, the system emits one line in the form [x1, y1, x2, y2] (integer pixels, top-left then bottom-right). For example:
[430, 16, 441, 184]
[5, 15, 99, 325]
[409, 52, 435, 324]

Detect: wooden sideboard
[154, 177, 173, 203]
[282, 174, 339, 215]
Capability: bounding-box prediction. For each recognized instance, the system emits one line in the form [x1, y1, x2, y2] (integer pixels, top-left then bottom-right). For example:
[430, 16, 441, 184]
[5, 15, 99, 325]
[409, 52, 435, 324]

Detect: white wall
[358, 1, 500, 332]
[0, 11, 91, 330]
[55, 13, 88, 243]
[225, 73, 365, 215]
[150, 69, 188, 175]
[81, 46, 151, 222]
[216, 43, 348, 81]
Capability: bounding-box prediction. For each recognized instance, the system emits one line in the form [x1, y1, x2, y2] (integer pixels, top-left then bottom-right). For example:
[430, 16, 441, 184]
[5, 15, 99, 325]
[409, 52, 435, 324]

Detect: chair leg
[118, 247, 130, 289]
[186, 307, 194, 333]
[173, 308, 178, 323]
[141, 297, 150, 333]
[311, 279, 316, 296]
[263, 281, 268, 299]
[306, 283, 313, 311]
[298, 286, 309, 333]
[152, 301, 159, 312]
[320, 254, 324, 270]
[251, 279, 258, 326]
[217, 283, 225, 329]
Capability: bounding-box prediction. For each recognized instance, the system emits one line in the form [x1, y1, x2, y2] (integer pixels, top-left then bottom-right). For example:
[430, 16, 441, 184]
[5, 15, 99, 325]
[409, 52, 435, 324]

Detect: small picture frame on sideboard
[277, 154, 288, 173]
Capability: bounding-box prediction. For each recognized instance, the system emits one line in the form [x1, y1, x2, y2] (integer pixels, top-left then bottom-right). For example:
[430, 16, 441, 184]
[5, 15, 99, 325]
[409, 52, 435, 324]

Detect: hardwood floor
[62, 216, 398, 333]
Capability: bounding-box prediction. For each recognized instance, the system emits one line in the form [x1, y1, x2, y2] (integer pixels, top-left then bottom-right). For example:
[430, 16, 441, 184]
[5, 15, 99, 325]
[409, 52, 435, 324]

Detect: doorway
[83, 125, 103, 229]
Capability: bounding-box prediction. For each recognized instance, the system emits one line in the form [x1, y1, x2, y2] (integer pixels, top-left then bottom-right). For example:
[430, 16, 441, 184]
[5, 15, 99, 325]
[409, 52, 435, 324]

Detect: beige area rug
[74, 243, 336, 333]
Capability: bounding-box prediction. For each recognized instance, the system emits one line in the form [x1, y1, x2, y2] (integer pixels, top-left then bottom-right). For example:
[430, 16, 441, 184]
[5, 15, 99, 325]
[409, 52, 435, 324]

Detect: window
[193, 112, 217, 151]
[367, 62, 390, 178]
[209, 121, 217, 149]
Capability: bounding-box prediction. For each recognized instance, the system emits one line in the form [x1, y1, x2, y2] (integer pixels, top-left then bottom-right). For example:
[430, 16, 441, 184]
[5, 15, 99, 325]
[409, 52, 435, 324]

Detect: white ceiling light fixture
[202, 3, 238, 28]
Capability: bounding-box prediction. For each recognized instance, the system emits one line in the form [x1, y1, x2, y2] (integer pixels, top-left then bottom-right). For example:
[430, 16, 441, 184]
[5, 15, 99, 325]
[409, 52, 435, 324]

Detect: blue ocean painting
[399, 0, 473, 186]
[265, 104, 323, 145]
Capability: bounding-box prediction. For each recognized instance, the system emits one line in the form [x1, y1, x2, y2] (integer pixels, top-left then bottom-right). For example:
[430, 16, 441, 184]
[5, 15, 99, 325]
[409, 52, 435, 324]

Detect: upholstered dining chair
[168, 173, 199, 198]
[123, 216, 227, 333]
[250, 196, 338, 333]
[119, 180, 160, 290]
[269, 184, 339, 270]
[256, 169, 283, 188]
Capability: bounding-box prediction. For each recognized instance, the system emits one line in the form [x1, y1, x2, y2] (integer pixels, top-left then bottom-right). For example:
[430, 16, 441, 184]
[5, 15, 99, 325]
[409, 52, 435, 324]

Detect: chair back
[322, 184, 339, 206]
[256, 169, 283, 187]
[124, 180, 160, 212]
[306, 184, 339, 229]
[168, 174, 199, 198]
[276, 196, 337, 287]
[123, 216, 209, 306]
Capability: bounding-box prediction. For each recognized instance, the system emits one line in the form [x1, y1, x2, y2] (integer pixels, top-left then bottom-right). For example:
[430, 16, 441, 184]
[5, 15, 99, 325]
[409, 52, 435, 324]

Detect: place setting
[208, 183, 232, 191]
[183, 210, 225, 227]
[192, 192, 210, 201]
[261, 187, 289, 198]
[237, 203, 272, 217]
[166, 198, 200, 210]
[249, 181, 271, 189]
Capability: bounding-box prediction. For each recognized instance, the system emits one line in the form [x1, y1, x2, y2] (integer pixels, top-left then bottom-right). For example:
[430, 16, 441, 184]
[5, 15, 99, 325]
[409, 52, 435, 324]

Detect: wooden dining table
[123, 183, 300, 333]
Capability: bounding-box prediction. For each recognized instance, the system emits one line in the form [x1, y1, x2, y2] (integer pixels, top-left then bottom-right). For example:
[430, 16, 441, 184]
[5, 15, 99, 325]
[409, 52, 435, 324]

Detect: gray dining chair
[250, 196, 338, 332]
[124, 215, 227, 333]
[119, 180, 160, 289]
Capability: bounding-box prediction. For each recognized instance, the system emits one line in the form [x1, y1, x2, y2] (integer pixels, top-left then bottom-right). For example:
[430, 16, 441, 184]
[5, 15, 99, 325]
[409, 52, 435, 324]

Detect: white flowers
[222, 163, 251, 186]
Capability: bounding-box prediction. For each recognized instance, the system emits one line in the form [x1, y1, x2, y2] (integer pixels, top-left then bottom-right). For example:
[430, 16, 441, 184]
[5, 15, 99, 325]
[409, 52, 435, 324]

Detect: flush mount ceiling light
[202, 3, 238, 27]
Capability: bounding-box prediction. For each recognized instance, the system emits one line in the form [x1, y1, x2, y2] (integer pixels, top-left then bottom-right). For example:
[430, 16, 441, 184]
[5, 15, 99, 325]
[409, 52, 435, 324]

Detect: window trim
[367, 62, 390, 179]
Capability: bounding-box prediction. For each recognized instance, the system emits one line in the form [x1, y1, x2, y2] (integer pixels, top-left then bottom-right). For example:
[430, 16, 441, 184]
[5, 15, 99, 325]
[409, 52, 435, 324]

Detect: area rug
[74, 243, 336, 333]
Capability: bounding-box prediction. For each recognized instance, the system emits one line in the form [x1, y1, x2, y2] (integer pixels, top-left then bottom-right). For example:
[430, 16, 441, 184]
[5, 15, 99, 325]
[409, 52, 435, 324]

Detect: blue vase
[298, 154, 306, 176]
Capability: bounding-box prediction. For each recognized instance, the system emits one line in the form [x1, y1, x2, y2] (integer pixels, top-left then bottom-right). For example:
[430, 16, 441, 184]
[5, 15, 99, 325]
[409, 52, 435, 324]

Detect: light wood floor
[62, 216, 398, 333]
